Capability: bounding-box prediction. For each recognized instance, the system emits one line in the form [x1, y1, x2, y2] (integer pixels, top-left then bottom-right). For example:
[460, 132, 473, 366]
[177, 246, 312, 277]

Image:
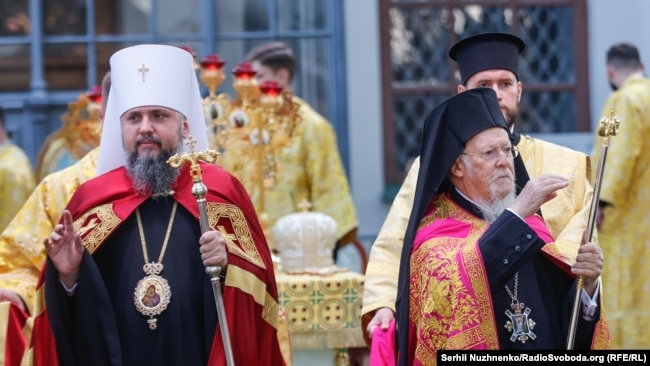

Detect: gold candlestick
[198, 58, 301, 240]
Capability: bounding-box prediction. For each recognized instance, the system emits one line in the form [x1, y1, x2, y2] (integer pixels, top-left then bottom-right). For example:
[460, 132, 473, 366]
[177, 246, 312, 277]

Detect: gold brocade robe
[0, 142, 35, 232]
[361, 137, 594, 338]
[408, 195, 608, 364]
[220, 96, 358, 248]
[0, 148, 98, 313]
[591, 74, 650, 349]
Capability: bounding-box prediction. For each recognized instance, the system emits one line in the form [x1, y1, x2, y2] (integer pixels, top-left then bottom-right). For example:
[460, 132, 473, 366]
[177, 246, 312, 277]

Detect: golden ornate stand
[199, 55, 300, 237]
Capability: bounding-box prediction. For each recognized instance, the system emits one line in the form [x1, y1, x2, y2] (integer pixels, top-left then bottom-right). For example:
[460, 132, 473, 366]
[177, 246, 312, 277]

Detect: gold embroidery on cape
[72, 204, 121, 254]
[32, 285, 46, 318]
[225, 265, 279, 329]
[410, 195, 498, 361]
[458, 213, 500, 349]
[206, 202, 265, 269]
[418, 195, 450, 229]
[541, 241, 566, 262]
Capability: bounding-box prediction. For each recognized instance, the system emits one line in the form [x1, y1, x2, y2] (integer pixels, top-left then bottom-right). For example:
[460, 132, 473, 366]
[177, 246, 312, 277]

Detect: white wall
[344, 0, 387, 243]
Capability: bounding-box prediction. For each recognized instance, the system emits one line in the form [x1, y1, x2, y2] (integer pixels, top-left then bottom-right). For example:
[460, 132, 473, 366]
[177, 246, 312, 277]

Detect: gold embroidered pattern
[32, 285, 46, 318]
[460, 208, 500, 350]
[72, 204, 121, 254]
[226, 265, 279, 329]
[410, 195, 500, 359]
[206, 202, 265, 269]
[418, 195, 450, 229]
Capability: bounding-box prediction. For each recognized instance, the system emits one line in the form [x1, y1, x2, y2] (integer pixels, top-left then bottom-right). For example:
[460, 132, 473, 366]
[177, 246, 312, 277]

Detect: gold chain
[136, 201, 178, 264]
[504, 272, 519, 302]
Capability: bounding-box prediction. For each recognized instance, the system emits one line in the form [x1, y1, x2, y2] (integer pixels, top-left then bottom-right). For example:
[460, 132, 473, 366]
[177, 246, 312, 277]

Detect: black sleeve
[478, 210, 546, 291]
[45, 250, 123, 366]
[45, 256, 78, 365]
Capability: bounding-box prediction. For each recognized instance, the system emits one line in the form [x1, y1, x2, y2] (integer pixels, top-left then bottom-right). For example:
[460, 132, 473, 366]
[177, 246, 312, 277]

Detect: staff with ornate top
[567, 107, 620, 349]
[167, 136, 235, 365]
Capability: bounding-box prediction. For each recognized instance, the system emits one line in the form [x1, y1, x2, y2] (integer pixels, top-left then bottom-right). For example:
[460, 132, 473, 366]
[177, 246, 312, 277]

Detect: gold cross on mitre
[138, 64, 150, 82]
[167, 135, 220, 184]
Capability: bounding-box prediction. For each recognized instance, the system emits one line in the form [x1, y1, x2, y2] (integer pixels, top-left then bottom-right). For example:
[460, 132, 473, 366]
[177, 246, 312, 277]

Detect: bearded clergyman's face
[453, 127, 517, 223]
[462, 69, 522, 130]
[121, 106, 188, 196]
[121, 106, 188, 157]
[458, 127, 516, 202]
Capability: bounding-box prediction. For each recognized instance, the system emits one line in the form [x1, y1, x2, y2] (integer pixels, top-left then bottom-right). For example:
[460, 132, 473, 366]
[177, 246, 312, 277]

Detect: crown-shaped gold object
[272, 199, 345, 275]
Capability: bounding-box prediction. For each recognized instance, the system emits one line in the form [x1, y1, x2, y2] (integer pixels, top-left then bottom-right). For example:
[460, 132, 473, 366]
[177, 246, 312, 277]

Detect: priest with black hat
[391, 88, 608, 364]
[362, 32, 602, 349]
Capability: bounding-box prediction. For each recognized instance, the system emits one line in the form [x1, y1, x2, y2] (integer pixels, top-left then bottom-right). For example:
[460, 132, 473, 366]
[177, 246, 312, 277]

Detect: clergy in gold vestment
[225, 42, 358, 249]
[0, 105, 35, 232]
[0, 143, 35, 233]
[0, 150, 91, 363]
[0, 72, 109, 315]
[271, 95, 357, 242]
[0, 147, 98, 313]
[219, 96, 358, 247]
[591, 43, 650, 349]
[362, 33, 594, 342]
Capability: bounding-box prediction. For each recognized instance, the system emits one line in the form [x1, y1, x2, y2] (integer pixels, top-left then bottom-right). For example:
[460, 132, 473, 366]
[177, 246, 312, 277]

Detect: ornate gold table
[275, 270, 366, 365]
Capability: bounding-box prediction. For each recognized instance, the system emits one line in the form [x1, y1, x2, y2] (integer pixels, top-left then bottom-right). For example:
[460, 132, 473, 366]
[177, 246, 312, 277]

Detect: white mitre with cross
[96, 44, 208, 176]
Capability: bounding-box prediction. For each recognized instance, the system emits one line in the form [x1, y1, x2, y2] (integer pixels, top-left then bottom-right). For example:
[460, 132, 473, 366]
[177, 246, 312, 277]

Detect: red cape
[0, 302, 29, 366]
[31, 162, 285, 366]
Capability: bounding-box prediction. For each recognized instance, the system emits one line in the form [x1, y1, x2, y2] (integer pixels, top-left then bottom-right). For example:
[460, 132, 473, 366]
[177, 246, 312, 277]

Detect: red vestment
[406, 194, 609, 365]
[30, 162, 285, 366]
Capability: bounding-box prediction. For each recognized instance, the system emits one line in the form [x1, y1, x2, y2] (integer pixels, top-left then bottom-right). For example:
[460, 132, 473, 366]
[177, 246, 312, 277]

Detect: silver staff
[168, 136, 235, 365]
[566, 108, 619, 349]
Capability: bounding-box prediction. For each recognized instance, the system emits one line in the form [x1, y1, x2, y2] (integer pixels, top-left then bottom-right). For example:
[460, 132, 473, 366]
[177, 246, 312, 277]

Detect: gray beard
[126, 144, 181, 197]
[476, 186, 516, 224]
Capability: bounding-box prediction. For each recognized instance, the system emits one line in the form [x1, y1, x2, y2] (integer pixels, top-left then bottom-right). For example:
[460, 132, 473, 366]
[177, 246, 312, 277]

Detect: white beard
[474, 167, 517, 224]
[476, 187, 516, 224]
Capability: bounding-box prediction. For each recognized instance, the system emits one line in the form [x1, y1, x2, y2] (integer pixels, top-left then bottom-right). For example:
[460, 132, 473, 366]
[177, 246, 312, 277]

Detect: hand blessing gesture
[44, 210, 84, 288]
[509, 174, 569, 218]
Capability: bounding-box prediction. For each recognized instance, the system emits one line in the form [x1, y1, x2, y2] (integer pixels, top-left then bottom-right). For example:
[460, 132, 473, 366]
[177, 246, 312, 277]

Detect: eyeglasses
[460, 146, 519, 161]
